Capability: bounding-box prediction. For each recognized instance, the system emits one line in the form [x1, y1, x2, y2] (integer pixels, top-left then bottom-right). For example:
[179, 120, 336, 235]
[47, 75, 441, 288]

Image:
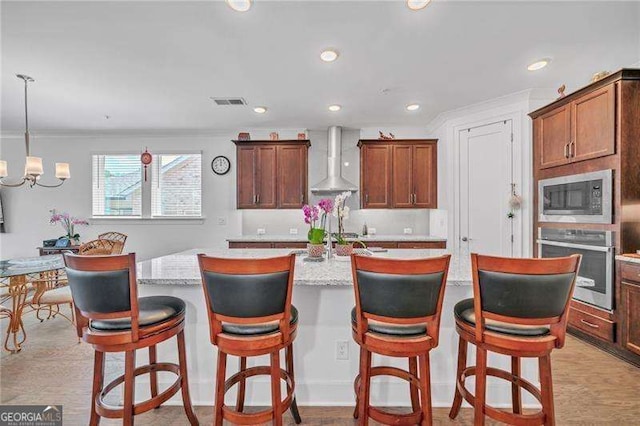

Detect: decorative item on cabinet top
[237, 132, 251, 141]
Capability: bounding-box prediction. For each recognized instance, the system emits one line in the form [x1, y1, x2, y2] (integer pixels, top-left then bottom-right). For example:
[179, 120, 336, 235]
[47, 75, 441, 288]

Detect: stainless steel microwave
[538, 169, 613, 224]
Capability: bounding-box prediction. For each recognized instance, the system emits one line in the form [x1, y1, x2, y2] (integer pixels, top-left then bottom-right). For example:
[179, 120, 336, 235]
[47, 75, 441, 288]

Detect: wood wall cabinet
[360, 143, 392, 208]
[359, 139, 438, 209]
[534, 83, 616, 170]
[530, 69, 640, 367]
[234, 140, 309, 209]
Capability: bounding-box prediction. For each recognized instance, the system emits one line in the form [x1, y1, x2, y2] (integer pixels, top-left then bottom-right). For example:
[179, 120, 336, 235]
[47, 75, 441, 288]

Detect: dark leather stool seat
[350, 307, 426, 337]
[454, 298, 550, 337]
[223, 306, 299, 335]
[91, 296, 186, 331]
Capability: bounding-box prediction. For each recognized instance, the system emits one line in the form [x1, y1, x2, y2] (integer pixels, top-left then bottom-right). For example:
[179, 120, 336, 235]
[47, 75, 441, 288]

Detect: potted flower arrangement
[49, 209, 89, 245]
[333, 191, 353, 256]
[302, 198, 333, 258]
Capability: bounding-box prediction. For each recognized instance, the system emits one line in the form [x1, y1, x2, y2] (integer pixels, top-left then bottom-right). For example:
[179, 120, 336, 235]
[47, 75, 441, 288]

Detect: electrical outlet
[404, 227, 413, 235]
[368, 227, 377, 235]
[217, 217, 227, 226]
[336, 341, 349, 360]
[289, 228, 298, 235]
[257, 228, 266, 235]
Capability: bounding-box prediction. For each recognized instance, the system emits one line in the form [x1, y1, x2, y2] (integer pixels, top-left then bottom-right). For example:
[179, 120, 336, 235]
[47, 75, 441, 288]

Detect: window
[151, 154, 202, 217]
[92, 153, 202, 218]
[92, 155, 142, 217]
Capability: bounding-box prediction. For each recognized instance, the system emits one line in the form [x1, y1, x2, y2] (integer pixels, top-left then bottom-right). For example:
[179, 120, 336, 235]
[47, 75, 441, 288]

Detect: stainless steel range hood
[310, 126, 358, 193]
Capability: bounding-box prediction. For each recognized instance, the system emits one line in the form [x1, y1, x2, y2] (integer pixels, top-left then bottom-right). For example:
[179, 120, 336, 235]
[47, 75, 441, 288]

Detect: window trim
[91, 151, 204, 220]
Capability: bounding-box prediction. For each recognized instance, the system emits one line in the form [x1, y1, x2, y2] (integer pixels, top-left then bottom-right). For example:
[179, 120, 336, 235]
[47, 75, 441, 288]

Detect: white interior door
[459, 120, 514, 256]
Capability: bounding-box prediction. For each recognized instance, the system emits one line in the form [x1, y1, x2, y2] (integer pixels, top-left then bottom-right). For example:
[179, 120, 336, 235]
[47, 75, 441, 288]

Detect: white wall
[0, 126, 443, 260]
[426, 89, 556, 257]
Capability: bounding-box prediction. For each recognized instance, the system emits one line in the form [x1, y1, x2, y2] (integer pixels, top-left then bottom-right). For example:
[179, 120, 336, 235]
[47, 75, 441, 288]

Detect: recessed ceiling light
[528, 58, 551, 71]
[406, 104, 420, 111]
[253, 106, 267, 114]
[328, 104, 341, 112]
[225, 0, 251, 12]
[407, 0, 431, 11]
[320, 49, 339, 62]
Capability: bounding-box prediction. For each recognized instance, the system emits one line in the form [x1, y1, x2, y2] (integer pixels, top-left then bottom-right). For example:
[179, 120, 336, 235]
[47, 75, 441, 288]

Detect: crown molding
[0, 127, 307, 140]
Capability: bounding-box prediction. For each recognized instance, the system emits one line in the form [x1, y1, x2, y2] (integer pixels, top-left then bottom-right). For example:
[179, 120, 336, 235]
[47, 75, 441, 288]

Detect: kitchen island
[136, 248, 538, 408]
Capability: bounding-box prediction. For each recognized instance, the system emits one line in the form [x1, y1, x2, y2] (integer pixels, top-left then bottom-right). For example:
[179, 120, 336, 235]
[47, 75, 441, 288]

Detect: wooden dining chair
[350, 254, 451, 426]
[64, 253, 198, 426]
[449, 253, 581, 426]
[79, 239, 117, 255]
[98, 232, 127, 254]
[197, 253, 302, 426]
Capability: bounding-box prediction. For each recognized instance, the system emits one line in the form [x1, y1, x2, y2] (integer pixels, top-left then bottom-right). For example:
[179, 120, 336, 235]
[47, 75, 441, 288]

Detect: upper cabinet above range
[530, 71, 638, 170]
[234, 139, 310, 209]
[358, 139, 438, 209]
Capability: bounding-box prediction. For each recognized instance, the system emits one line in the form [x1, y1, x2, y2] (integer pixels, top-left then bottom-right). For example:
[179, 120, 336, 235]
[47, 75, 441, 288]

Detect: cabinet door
[571, 84, 616, 162]
[538, 105, 571, 169]
[256, 146, 277, 208]
[413, 144, 437, 208]
[622, 281, 640, 356]
[237, 146, 257, 208]
[391, 145, 413, 208]
[277, 145, 307, 209]
[361, 144, 391, 208]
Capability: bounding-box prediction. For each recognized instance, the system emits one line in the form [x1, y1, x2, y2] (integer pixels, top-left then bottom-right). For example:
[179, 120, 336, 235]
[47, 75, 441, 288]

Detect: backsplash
[241, 208, 445, 237]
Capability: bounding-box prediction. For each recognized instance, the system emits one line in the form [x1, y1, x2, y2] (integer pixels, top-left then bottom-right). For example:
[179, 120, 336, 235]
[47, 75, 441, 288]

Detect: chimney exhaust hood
[310, 126, 358, 193]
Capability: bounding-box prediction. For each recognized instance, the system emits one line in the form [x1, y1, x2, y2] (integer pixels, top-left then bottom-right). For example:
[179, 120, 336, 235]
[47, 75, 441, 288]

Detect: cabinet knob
[461, 237, 469, 242]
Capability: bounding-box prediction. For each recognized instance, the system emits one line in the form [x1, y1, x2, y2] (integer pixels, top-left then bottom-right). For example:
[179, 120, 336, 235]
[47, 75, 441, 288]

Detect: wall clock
[211, 155, 231, 175]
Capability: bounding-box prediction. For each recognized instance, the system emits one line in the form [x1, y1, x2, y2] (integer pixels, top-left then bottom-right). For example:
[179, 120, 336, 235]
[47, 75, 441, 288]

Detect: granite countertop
[137, 248, 471, 287]
[616, 254, 640, 264]
[226, 234, 447, 243]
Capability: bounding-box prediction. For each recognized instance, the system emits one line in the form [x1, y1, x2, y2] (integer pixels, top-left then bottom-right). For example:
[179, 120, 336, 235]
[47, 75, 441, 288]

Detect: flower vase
[307, 243, 325, 258]
[335, 243, 353, 257]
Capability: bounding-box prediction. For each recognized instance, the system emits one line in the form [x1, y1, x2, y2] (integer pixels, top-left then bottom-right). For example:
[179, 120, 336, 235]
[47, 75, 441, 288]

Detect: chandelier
[0, 74, 70, 188]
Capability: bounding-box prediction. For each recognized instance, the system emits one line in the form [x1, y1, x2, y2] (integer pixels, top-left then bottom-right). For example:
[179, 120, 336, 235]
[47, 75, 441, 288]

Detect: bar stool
[449, 253, 581, 426]
[197, 253, 302, 426]
[64, 253, 198, 426]
[350, 254, 451, 426]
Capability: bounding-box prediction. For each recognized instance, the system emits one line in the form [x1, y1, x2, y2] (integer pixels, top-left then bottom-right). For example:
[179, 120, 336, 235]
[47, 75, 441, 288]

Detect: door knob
[461, 237, 469, 242]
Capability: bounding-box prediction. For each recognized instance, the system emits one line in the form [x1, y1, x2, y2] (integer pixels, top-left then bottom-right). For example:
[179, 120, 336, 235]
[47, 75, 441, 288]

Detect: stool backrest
[351, 254, 451, 345]
[472, 253, 581, 345]
[63, 253, 139, 340]
[197, 254, 296, 344]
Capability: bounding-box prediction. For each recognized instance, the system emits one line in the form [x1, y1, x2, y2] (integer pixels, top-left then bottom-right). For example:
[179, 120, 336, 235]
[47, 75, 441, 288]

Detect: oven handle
[536, 239, 614, 253]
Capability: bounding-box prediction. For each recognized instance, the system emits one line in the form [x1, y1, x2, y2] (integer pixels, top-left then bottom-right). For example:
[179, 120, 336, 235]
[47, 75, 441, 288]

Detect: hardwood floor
[2, 308, 640, 425]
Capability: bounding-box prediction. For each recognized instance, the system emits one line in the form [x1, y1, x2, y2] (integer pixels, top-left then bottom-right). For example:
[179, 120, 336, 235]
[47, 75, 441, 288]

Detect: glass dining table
[0, 255, 66, 352]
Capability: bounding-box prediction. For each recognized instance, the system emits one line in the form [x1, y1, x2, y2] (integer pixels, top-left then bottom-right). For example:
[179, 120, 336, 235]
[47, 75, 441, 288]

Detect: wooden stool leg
[177, 330, 199, 425]
[353, 373, 360, 419]
[539, 354, 556, 426]
[285, 343, 302, 424]
[419, 353, 433, 426]
[474, 347, 487, 426]
[235, 357, 247, 413]
[123, 350, 136, 426]
[214, 351, 227, 426]
[449, 336, 467, 419]
[149, 345, 159, 400]
[409, 357, 420, 412]
[357, 347, 372, 426]
[89, 350, 105, 426]
[511, 356, 522, 414]
[270, 349, 283, 426]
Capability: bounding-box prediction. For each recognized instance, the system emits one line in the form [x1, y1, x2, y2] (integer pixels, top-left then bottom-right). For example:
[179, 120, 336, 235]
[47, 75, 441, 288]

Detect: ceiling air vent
[210, 97, 247, 106]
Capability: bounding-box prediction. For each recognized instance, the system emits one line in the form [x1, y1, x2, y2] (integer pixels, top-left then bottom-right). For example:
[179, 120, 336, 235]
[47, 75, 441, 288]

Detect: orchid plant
[302, 198, 333, 244]
[333, 191, 352, 245]
[49, 209, 89, 242]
